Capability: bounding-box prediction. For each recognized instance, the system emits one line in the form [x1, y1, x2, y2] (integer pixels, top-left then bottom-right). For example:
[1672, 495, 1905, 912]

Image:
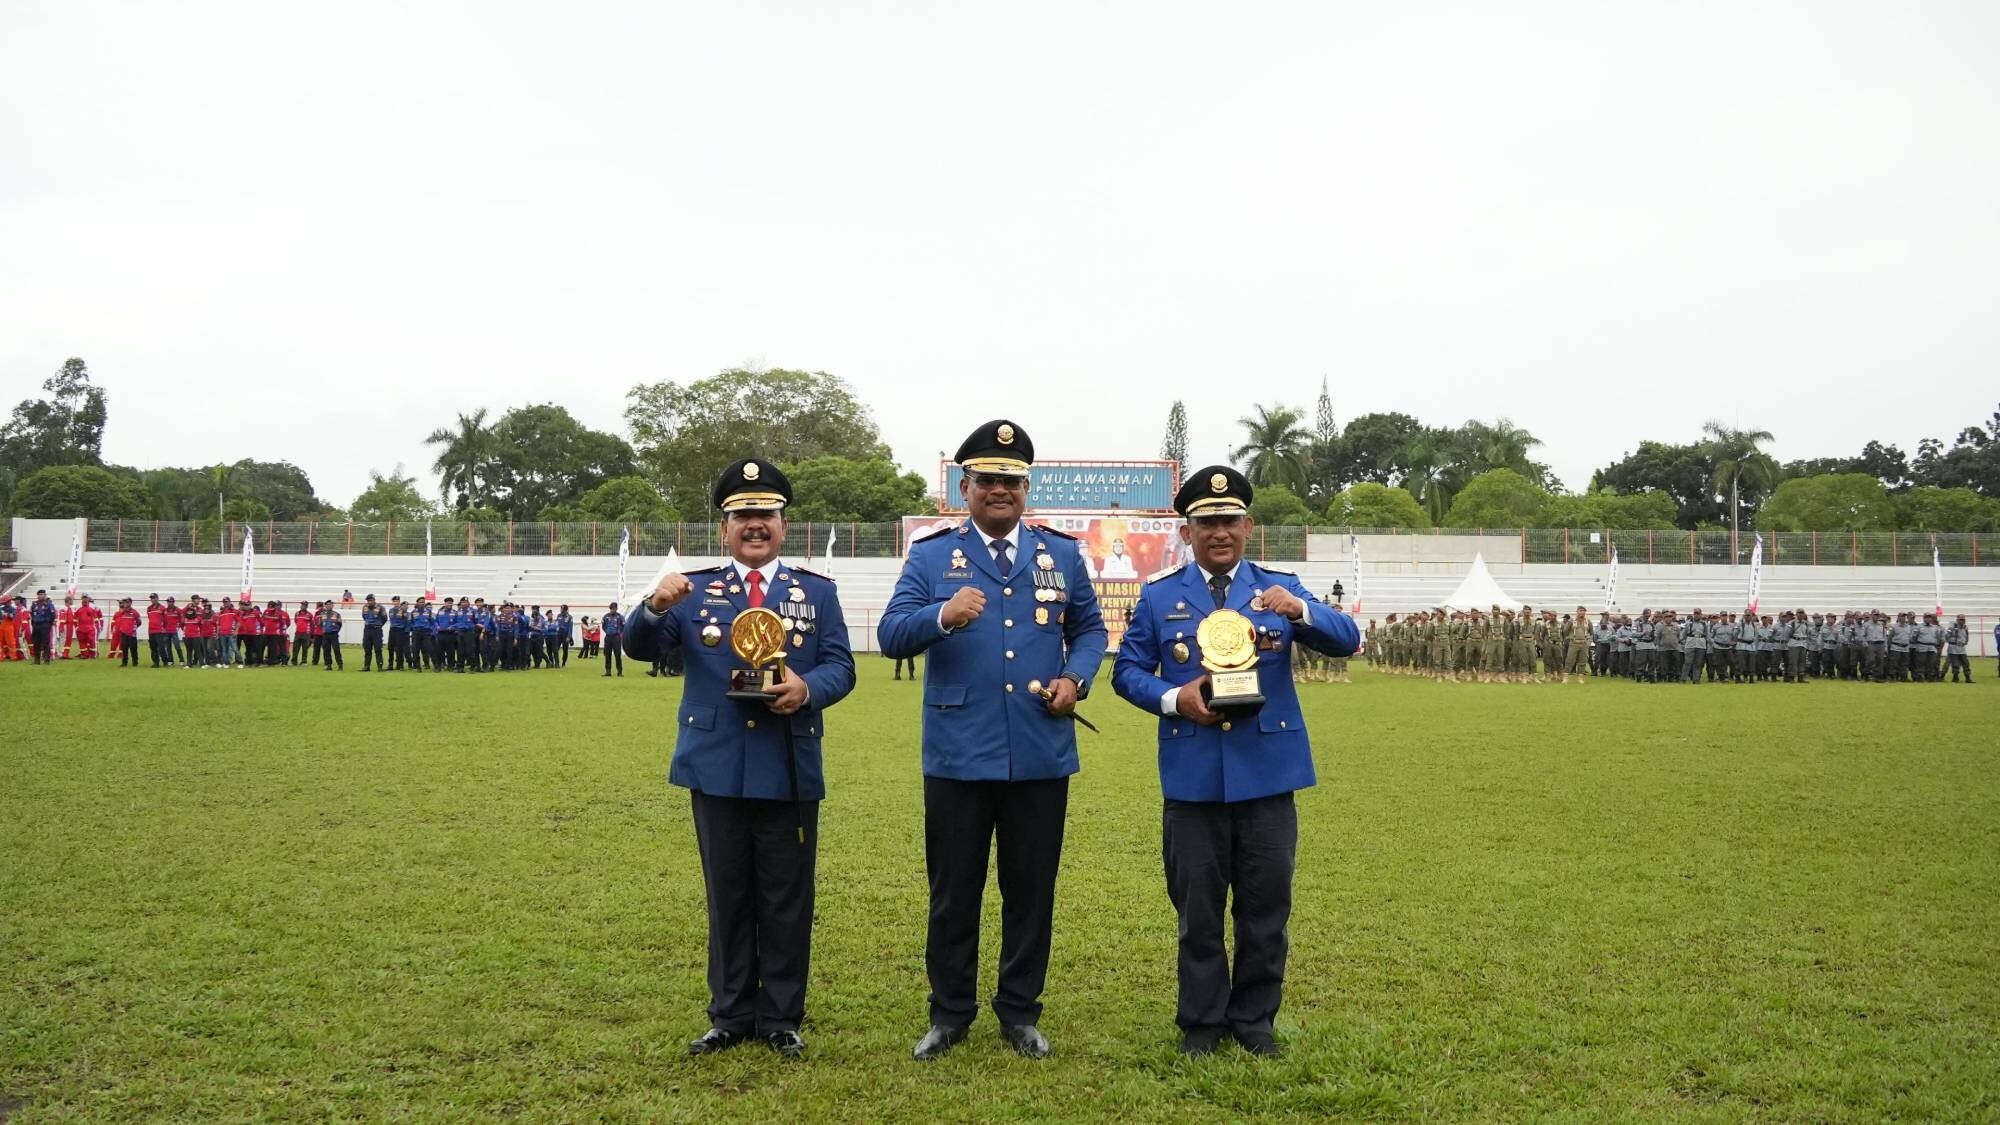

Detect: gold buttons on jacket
[1005, 650, 1015, 659]
[1004, 619, 1014, 628]
[746, 719, 757, 729]
[1005, 683, 1015, 692]
[1221, 721, 1232, 731]
[1003, 587, 1013, 596]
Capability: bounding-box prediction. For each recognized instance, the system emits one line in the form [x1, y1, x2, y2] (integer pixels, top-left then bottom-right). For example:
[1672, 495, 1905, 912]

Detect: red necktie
[745, 570, 765, 609]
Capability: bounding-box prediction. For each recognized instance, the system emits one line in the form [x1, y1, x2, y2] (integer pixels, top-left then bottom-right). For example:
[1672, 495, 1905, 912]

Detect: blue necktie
[992, 540, 1012, 576]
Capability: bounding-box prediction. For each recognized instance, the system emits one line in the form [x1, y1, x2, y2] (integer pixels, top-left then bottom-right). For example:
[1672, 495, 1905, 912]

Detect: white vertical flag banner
[1349, 534, 1362, 613]
[240, 527, 255, 601]
[65, 532, 83, 598]
[824, 524, 837, 576]
[1746, 533, 1764, 615]
[1605, 547, 1619, 610]
[424, 521, 437, 601]
[616, 527, 631, 607]
[1932, 541, 1944, 618]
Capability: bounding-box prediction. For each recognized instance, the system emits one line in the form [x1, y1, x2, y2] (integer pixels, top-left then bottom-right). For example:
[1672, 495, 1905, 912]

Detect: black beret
[713, 458, 793, 513]
[954, 419, 1034, 475]
[1174, 464, 1253, 517]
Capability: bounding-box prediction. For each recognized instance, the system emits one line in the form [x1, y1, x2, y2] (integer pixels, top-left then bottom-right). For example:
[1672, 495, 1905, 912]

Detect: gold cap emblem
[742, 462, 761, 481]
[1210, 472, 1228, 493]
[997, 424, 1015, 445]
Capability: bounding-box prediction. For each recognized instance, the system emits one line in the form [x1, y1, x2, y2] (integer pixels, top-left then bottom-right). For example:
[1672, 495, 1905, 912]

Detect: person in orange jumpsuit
[57, 596, 78, 659]
[74, 595, 104, 658]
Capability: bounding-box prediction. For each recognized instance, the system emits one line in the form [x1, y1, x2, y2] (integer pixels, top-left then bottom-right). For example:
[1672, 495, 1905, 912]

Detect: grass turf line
[3, 655, 1997, 1121]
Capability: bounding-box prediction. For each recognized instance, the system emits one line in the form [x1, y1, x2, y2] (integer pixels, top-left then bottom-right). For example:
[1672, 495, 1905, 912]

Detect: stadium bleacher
[16, 550, 2000, 655]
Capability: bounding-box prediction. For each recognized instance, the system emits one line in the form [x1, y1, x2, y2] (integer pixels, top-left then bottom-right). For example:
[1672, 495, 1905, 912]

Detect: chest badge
[1036, 553, 1054, 571]
[1035, 607, 1049, 626]
[700, 623, 722, 647]
[1173, 641, 1190, 663]
[789, 586, 805, 603]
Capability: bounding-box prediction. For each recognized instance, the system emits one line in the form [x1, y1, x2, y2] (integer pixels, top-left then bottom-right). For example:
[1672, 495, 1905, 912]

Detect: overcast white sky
[4, 1, 1996, 508]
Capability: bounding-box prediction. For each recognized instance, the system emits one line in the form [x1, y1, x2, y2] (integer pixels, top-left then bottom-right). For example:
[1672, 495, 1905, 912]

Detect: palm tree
[1464, 417, 1543, 477]
[425, 408, 497, 510]
[1230, 404, 1310, 491]
[1398, 432, 1459, 524]
[209, 462, 238, 551]
[1702, 421, 1779, 560]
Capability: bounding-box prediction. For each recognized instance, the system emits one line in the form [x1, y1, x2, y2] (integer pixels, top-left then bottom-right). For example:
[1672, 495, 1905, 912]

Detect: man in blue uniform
[601, 603, 624, 676]
[29, 589, 57, 665]
[388, 597, 410, 670]
[625, 458, 857, 1059]
[1112, 466, 1359, 1057]
[360, 595, 388, 671]
[879, 420, 1109, 1061]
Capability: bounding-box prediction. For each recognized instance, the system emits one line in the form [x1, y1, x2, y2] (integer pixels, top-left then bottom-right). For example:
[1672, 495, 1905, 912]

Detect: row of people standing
[372, 596, 580, 673]
[1368, 606, 1592, 683]
[1591, 610, 1982, 683]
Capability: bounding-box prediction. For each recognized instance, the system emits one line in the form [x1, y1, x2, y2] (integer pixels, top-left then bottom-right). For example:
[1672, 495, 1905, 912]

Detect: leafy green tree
[1702, 422, 1780, 547]
[461, 505, 505, 524]
[425, 408, 501, 511]
[626, 368, 892, 516]
[1911, 404, 2000, 496]
[485, 404, 637, 519]
[1230, 404, 1310, 491]
[1540, 490, 1680, 529]
[1442, 468, 1547, 528]
[1329, 412, 1428, 487]
[1397, 429, 1465, 524]
[1160, 400, 1188, 479]
[1323, 482, 1431, 529]
[0, 358, 108, 475]
[1246, 483, 1314, 526]
[11, 464, 150, 518]
[782, 456, 931, 522]
[1304, 377, 1341, 505]
[1759, 474, 1896, 532]
[565, 475, 681, 524]
[223, 498, 271, 523]
[1894, 486, 2000, 532]
[1453, 418, 1552, 486]
[349, 466, 436, 523]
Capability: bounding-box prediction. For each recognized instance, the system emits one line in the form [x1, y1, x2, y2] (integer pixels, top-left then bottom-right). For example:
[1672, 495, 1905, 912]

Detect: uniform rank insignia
[1173, 641, 1190, 663]
[789, 586, 805, 603]
[1036, 552, 1054, 570]
[1035, 607, 1049, 626]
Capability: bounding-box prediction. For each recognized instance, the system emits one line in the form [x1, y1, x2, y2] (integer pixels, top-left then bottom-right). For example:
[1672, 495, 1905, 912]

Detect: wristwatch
[1058, 671, 1086, 699]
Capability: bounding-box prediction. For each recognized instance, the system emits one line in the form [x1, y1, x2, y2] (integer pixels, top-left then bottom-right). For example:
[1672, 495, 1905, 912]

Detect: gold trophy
[1196, 608, 1265, 711]
[726, 607, 789, 700]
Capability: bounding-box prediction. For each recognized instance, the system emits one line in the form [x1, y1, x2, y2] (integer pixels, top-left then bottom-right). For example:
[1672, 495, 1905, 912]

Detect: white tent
[1440, 553, 1523, 611]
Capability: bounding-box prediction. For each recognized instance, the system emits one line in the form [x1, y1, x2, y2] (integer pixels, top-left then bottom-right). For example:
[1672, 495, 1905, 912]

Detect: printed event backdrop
[937, 460, 1178, 512]
[901, 515, 1193, 649]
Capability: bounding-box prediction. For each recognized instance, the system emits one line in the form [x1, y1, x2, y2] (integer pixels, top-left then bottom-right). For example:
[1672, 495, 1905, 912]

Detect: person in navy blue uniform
[879, 420, 1109, 1062]
[1112, 466, 1359, 1058]
[29, 589, 58, 665]
[600, 604, 624, 676]
[360, 595, 388, 671]
[388, 597, 410, 670]
[625, 458, 857, 1060]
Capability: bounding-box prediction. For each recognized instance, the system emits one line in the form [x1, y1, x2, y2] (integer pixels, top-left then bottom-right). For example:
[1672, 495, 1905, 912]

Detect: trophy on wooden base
[726, 606, 789, 700]
[1197, 608, 1265, 712]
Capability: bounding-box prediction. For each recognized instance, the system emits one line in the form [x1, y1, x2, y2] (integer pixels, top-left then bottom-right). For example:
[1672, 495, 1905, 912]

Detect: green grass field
[4, 654, 1997, 1122]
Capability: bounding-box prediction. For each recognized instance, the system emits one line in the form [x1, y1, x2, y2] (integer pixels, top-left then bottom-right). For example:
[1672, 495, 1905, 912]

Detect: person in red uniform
[56, 596, 77, 659]
[113, 598, 141, 666]
[74, 595, 103, 659]
[261, 602, 287, 665]
[163, 597, 186, 666]
[236, 599, 258, 666]
[145, 595, 167, 666]
[293, 601, 315, 666]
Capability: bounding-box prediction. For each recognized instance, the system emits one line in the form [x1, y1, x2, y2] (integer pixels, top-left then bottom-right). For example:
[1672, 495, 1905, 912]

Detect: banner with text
[939, 460, 1178, 512]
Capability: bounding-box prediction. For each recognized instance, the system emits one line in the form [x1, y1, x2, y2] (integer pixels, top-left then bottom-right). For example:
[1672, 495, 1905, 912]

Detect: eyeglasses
[971, 474, 1027, 490]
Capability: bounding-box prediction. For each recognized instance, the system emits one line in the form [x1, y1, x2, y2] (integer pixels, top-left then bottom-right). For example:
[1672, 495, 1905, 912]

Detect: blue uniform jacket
[1112, 561, 1358, 803]
[878, 522, 1109, 782]
[624, 563, 856, 801]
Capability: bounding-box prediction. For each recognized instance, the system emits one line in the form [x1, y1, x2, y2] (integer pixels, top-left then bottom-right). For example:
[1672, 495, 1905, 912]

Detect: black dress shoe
[999, 1023, 1051, 1059]
[1178, 1028, 1224, 1056]
[687, 1027, 748, 1055]
[911, 1024, 969, 1061]
[765, 1029, 806, 1058]
[1233, 1029, 1282, 1058]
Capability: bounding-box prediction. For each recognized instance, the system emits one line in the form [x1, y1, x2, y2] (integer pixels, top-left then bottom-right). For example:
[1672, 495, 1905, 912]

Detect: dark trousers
[292, 634, 310, 664]
[923, 774, 1069, 1028]
[1785, 647, 1805, 681]
[148, 633, 165, 666]
[388, 629, 406, 669]
[1947, 653, 1972, 681]
[363, 627, 384, 670]
[121, 636, 140, 666]
[893, 655, 917, 679]
[1163, 792, 1297, 1035]
[30, 625, 52, 663]
[690, 790, 819, 1034]
[322, 637, 343, 668]
[459, 630, 476, 670]
[604, 638, 623, 674]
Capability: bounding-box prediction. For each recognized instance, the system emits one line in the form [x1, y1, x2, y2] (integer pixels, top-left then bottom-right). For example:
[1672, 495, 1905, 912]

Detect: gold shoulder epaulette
[1146, 565, 1186, 584]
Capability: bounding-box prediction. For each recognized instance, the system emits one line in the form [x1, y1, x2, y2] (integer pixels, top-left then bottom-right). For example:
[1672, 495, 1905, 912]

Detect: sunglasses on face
[971, 474, 1027, 491]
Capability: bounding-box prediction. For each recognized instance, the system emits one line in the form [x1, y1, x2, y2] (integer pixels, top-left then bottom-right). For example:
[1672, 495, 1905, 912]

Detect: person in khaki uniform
[1481, 608, 1506, 683]
[1566, 607, 1592, 682]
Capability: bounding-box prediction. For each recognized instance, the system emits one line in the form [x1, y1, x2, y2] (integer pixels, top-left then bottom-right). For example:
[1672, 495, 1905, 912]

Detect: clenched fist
[648, 572, 694, 613]
[1259, 585, 1306, 621]
[942, 586, 987, 630]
